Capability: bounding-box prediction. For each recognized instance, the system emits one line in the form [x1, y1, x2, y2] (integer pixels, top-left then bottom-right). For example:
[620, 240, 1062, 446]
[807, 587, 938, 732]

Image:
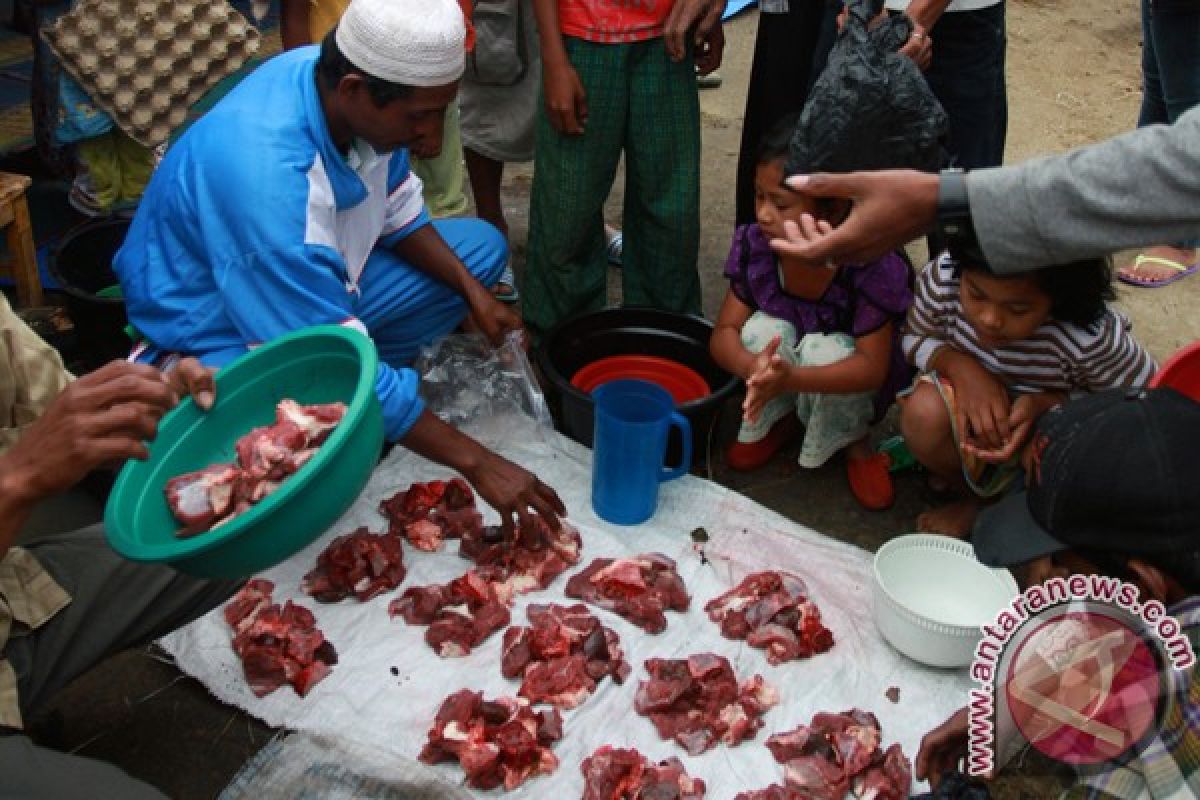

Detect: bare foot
[1119, 244, 1196, 283]
[916, 499, 981, 539]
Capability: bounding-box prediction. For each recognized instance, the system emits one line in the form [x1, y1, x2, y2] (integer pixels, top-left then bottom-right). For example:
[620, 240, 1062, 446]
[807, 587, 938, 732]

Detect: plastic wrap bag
[785, 0, 948, 176]
[416, 331, 554, 436]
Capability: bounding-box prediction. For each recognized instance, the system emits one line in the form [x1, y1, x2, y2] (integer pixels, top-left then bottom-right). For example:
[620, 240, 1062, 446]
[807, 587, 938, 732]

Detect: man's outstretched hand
[770, 171, 941, 267]
[1, 359, 215, 505]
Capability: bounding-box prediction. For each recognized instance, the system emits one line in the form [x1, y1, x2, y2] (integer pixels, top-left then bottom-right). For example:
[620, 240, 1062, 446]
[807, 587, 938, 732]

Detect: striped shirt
[901, 255, 1157, 394]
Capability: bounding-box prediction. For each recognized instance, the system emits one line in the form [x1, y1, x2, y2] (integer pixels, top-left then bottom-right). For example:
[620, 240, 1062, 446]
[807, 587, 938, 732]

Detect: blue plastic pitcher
[591, 379, 692, 525]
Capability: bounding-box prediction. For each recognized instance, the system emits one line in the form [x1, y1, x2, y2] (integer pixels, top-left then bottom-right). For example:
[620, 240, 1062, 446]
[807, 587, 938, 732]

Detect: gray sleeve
[966, 105, 1200, 274]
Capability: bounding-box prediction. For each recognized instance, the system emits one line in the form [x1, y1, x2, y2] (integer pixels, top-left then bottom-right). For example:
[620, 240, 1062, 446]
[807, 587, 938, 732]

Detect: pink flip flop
[1118, 254, 1200, 288]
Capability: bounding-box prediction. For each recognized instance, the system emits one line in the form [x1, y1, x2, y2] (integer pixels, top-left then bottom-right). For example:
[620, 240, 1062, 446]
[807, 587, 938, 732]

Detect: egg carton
[44, 0, 260, 148]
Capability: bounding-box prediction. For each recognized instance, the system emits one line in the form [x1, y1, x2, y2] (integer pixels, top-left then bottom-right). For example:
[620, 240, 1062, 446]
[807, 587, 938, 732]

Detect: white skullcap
[336, 0, 465, 87]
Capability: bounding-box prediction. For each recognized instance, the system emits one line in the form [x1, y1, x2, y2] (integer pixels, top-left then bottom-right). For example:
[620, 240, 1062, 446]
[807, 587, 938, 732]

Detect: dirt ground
[29, 2, 1198, 798]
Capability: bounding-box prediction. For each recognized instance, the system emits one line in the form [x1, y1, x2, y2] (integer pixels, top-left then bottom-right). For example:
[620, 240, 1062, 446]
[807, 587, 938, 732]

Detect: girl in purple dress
[709, 119, 914, 510]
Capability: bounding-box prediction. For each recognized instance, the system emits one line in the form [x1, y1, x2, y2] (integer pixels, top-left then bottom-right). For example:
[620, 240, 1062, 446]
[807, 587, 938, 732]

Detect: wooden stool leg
[7, 193, 41, 308]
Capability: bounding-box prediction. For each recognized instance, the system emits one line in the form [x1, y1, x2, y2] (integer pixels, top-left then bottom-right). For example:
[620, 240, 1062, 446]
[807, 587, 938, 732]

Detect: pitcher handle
[660, 412, 692, 482]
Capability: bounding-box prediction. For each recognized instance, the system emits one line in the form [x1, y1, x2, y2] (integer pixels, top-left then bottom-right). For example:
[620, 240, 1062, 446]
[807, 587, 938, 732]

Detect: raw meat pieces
[460, 516, 583, 599]
[566, 554, 690, 633]
[379, 478, 480, 551]
[501, 603, 631, 709]
[742, 709, 913, 800]
[389, 570, 512, 657]
[223, 579, 337, 697]
[165, 399, 346, 537]
[420, 689, 563, 791]
[633, 654, 778, 755]
[580, 746, 706, 800]
[302, 527, 406, 603]
[705, 571, 835, 664]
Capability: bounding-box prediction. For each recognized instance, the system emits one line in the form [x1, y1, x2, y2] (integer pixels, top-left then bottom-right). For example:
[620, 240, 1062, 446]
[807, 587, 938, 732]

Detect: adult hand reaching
[770, 171, 940, 267]
[915, 708, 973, 788]
[1, 359, 216, 505]
[463, 450, 567, 539]
[468, 289, 527, 349]
[663, 0, 724, 63]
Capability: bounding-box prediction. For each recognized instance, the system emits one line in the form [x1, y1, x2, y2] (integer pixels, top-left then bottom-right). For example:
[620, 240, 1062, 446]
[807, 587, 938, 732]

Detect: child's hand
[543, 63, 587, 135]
[742, 336, 790, 423]
[941, 355, 1010, 451]
[962, 392, 1062, 464]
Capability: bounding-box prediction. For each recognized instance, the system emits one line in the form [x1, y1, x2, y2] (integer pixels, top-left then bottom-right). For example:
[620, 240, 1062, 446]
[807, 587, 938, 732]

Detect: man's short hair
[316, 28, 413, 106]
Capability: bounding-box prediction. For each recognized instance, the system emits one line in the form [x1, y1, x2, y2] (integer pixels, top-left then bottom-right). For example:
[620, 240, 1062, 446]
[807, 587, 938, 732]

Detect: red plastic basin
[571, 355, 711, 405]
[1151, 340, 1200, 402]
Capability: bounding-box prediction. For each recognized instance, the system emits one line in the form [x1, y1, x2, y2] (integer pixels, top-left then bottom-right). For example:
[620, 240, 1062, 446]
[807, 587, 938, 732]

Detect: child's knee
[741, 312, 798, 353]
[900, 383, 952, 445]
[796, 332, 856, 367]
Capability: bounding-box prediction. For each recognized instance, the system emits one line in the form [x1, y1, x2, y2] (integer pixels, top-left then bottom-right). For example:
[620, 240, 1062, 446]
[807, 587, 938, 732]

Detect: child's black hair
[756, 113, 802, 167]
[951, 251, 1116, 329]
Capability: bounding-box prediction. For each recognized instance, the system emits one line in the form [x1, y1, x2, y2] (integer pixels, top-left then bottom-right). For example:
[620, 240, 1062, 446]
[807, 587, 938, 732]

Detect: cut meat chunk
[378, 478, 479, 550]
[405, 519, 446, 552]
[166, 463, 243, 538]
[580, 745, 706, 800]
[633, 654, 776, 755]
[566, 554, 690, 633]
[166, 399, 345, 536]
[389, 571, 511, 657]
[761, 710, 912, 800]
[705, 571, 834, 664]
[501, 603, 629, 709]
[223, 583, 336, 697]
[302, 527, 406, 603]
[420, 689, 562, 791]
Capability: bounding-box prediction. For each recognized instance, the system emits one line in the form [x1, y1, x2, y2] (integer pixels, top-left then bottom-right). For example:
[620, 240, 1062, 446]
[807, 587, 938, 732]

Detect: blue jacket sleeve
[377, 150, 431, 248]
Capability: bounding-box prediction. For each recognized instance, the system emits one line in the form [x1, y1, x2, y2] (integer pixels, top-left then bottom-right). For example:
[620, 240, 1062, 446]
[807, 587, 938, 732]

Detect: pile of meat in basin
[215, 477, 913, 798]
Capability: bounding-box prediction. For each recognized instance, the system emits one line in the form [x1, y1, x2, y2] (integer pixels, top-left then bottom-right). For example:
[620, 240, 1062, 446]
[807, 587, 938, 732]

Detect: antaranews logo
[966, 575, 1195, 775]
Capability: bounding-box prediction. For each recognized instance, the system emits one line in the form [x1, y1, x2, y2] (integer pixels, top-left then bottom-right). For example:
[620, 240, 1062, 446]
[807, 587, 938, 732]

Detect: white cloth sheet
[164, 417, 971, 797]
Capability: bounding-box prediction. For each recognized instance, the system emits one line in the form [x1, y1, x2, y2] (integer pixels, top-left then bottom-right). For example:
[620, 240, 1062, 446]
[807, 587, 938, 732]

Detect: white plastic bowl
[873, 534, 1019, 668]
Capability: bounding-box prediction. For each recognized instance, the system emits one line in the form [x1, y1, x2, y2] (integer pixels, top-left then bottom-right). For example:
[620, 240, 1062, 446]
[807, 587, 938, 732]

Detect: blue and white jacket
[115, 47, 429, 441]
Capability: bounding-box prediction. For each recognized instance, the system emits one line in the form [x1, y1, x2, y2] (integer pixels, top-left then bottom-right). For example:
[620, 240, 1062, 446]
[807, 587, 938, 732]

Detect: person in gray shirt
[769, 104, 1200, 274]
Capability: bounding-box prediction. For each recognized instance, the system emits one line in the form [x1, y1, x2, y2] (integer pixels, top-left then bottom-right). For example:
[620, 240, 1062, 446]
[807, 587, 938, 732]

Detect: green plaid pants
[524, 36, 702, 337]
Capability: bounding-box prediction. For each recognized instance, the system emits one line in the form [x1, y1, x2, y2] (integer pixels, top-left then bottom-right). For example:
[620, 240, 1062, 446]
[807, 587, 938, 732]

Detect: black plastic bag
[785, 0, 948, 176]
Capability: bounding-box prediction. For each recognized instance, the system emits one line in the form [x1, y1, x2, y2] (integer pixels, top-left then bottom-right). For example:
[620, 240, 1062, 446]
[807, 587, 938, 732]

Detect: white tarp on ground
[163, 416, 971, 798]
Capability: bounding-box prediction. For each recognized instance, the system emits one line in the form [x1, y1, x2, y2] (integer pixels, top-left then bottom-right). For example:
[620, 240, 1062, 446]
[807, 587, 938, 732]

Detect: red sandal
[726, 414, 799, 472]
[846, 452, 894, 511]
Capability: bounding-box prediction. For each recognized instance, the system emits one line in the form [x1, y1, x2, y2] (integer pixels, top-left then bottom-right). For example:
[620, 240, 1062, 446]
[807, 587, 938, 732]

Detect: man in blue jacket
[115, 0, 564, 533]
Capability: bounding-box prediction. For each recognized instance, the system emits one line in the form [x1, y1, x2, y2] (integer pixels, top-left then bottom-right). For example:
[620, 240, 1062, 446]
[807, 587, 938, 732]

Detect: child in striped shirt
[900, 250, 1157, 537]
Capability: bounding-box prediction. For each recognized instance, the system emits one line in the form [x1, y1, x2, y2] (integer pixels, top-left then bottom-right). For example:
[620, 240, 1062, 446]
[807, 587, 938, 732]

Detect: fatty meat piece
[165, 399, 345, 536]
[580, 745, 706, 800]
[459, 517, 583, 600]
[165, 463, 242, 537]
[633, 654, 777, 755]
[223, 581, 336, 697]
[566, 554, 690, 633]
[302, 527, 406, 603]
[501, 603, 630, 709]
[389, 570, 511, 657]
[420, 689, 562, 791]
[378, 478, 479, 550]
[705, 571, 834, 664]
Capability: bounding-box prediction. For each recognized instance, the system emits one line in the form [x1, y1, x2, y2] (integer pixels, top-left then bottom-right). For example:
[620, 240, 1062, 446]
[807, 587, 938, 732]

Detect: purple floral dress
[723, 223, 915, 420]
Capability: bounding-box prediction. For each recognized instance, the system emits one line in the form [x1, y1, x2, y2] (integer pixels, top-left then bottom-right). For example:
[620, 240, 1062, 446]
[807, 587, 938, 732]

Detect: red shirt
[557, 0, 676, 44]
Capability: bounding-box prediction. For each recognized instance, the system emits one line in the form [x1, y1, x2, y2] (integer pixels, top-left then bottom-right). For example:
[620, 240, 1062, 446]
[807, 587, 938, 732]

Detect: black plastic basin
[535, 307, 740, 465]
[49, 216, 132, 370]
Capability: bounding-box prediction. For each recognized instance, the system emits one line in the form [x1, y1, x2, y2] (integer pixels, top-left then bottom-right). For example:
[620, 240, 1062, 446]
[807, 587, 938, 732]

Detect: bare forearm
[710, 327, 759, 380]
[903, 0, 954, 30]
[0, 464, 36, 562]
[533, 0, 569, 67]
[399, 409, 488, 482]
[392, 225, 488, 303]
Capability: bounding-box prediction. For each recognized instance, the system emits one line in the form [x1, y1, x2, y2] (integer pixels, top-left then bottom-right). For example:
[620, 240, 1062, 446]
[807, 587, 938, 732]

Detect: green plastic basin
[105, 325, 384, 578]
